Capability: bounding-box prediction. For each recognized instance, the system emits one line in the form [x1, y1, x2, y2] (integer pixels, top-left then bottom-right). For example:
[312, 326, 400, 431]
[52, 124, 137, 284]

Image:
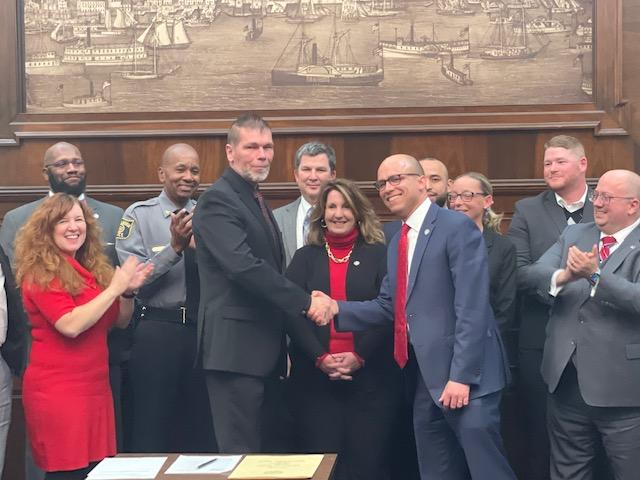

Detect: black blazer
[192, 168, 311, 378]
[484, 229, 517, 341]
[285, 240, 396, 381]
[0, 245, 28, 375]
[508, 188, 594, 349]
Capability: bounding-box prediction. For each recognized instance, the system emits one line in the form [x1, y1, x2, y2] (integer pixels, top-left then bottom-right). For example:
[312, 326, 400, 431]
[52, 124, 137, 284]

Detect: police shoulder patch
[116, 218, 134, 240]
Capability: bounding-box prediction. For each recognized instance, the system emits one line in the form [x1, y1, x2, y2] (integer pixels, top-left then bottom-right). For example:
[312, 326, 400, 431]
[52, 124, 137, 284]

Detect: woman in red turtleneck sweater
[285, 179, 400, 480]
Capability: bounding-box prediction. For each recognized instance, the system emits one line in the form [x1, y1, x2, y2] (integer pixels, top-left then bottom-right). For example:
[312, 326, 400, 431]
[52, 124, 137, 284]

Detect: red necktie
[394, 223, 410, 368]
[599, 236, 616, 262]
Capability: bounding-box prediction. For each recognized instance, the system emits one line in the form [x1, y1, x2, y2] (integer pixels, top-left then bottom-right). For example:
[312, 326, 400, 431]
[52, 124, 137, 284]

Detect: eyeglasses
[374, 173, 421, 191]
[447, 191, 487, 202]
[45, 159, 85, 169]
[588, 191, 635, 205]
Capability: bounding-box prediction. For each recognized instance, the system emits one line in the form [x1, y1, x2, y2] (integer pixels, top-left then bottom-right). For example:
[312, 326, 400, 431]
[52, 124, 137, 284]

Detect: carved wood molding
[0, 178, 598, 204]
[0, 0, 627, 142]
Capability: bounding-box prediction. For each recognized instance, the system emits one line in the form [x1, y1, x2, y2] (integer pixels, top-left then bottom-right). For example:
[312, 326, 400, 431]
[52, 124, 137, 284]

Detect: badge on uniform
[116, 218, 134, 240]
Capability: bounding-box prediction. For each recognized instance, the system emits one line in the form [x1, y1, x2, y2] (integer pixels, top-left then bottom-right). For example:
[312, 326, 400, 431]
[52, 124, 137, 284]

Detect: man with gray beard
[192, 113, 332, 453]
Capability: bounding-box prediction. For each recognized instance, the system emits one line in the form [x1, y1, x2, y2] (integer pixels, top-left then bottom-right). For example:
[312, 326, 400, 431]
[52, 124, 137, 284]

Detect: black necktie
[561, 206, 584, 225]
[184, 247, 199, 321]
[254, 188, 279, 246]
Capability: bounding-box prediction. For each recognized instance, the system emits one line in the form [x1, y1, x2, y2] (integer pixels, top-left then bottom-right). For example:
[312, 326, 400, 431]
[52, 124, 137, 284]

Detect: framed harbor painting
[24, 0, 593, 111]
[0, 0, 627, 139]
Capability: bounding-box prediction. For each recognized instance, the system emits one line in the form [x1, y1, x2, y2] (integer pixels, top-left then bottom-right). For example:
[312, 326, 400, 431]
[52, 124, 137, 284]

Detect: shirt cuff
[549, 269, 565, 297]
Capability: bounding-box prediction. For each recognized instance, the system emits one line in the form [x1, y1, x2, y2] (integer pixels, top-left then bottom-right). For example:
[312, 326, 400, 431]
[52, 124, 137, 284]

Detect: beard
[241, 166, 270, 183]
[47, 171, 86, 197]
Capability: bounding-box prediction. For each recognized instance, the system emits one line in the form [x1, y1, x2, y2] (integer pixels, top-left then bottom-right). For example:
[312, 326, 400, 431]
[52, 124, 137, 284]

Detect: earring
[320, 219, 327, 229]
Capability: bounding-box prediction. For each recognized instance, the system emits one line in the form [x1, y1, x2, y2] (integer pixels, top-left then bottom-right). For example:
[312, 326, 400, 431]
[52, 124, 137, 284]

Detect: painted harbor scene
[24, 0, 594, 113]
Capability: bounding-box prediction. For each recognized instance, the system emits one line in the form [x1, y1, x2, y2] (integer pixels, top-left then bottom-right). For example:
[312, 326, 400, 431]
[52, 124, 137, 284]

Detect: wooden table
[107, 453, 337, 480]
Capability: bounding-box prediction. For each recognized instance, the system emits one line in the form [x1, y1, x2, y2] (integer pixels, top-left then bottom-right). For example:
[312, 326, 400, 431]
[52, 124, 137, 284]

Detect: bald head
[43, 142, 81, 167]
[418, 157, 449, 207]
[377, 154, 428, 220]
[42, 142, 86, 196]
[593, 169, 640, 234]
[161, 143, 199, 167]
[158, 143, 201, 208]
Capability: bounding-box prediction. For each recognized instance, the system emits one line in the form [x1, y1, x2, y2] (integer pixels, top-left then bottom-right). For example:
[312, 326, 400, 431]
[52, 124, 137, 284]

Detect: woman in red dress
[14, 193, 152, 480]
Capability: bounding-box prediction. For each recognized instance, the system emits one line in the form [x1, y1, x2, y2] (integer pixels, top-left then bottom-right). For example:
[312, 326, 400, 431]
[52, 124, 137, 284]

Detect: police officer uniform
[116, 190, 214, 453]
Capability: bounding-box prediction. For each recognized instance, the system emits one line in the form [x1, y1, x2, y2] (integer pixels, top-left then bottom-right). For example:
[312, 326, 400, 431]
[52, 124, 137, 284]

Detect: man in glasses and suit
[525, 169, 640, 479]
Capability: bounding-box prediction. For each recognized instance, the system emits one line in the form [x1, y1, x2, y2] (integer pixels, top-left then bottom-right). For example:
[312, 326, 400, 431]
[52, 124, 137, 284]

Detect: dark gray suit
[507, 188, 593, 480]
[526, 222, 640, 479]
[273, 197, 301, 267]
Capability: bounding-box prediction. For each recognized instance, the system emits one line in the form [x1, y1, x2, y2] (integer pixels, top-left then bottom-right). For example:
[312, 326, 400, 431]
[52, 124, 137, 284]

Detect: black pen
[197, 457, 218, 469]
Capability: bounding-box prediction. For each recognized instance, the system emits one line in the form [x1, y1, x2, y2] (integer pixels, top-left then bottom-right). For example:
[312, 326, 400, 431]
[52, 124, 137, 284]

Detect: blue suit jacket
[338, 204, 508, 402]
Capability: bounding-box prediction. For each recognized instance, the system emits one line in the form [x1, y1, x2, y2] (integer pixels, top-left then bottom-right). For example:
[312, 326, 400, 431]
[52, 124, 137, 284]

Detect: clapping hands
[111, 256, 154, 297]
[307, 290, 339, 326]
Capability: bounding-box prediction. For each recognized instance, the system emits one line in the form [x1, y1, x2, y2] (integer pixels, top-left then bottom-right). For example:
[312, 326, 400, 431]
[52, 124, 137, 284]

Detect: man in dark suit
[0, 142, 125, 480]
[314, 154, 515, 480]
[0, 142, 122, 265]
[507, 135, 593, 480]
[525, 169, 640, 479]
[192, 113, 332, 453]
[273, 141, 336, 267]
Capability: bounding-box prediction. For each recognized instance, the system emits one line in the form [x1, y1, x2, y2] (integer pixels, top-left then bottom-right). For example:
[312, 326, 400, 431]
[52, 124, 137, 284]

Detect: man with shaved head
[0, 141, 125, 480]
[315, 154, 515, 480]
[420, 157, 450, 207]
[526, 169, 640, 479]
[384, 156, 450, 242]
[0, 141, 123, 263]
[116, 143, 214, 453]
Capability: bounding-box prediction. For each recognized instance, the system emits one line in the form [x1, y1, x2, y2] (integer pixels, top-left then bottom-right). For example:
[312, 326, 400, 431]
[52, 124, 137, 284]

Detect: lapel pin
[631, 245, 636, 250]
[94, 213, 99, 219]
[424, 229, 430, 236]
[353, 260, 360, 266]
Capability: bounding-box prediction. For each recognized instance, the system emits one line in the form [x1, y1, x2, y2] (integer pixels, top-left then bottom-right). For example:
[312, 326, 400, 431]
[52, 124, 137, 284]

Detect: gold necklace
[325, 242, 354, 264]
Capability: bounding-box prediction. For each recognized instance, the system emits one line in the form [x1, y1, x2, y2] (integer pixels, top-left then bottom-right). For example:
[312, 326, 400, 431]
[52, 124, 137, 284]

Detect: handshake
[306, 290, 339, 326]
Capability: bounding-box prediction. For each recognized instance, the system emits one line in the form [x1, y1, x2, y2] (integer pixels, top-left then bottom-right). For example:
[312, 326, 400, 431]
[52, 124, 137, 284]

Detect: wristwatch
[588, 268, 601, 286]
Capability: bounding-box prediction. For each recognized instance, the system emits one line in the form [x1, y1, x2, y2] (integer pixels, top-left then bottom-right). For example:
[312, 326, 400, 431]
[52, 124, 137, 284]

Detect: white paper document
[164, 455, 242, 474]
[87, 456, 167, 479]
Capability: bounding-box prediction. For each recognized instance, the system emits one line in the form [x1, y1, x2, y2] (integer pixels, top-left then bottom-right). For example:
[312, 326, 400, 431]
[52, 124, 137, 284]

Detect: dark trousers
[129, 319, 215, 453]
[413, 370, 516, 480]
[518, 348, 551, 480]
[288, 370, 398, 480]
[547, 363, 640, 480]
[205, 370, 276, 453]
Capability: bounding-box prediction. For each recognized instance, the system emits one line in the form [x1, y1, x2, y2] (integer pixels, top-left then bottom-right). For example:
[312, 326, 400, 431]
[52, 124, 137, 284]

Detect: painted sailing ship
[63, 29, 148, 66]
[362, 0, 403, 17]
[481, 7, 548, 59]
[436, 0, 474, 16]
[137, 19, 191, 49]
[245, 16, 264, 40]
[539, 0, 580, 14]
[379, 23, 470, 58]
[340, 0, 368, 22]
[513, 16, 570, 34]
[286, 0, 326, 23]
[271, 23, 383, 86]
[50, 23, 75, 43]
[440, 53, 473, 85]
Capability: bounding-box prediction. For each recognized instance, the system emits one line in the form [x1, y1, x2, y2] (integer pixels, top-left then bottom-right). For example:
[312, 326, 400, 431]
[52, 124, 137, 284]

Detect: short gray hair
[294, 142, 336, 171]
